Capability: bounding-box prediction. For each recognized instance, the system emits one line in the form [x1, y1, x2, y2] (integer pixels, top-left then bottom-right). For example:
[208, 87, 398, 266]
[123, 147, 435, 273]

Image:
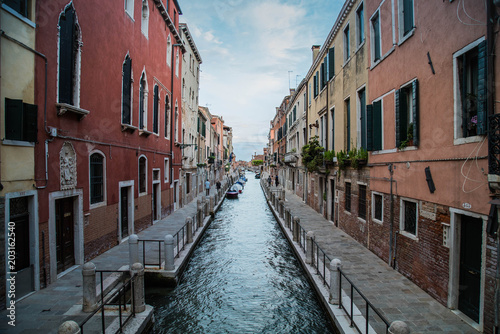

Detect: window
[153, 85, 159, 134]
[372, 192, 383, 223]
[167, 35, 172, 67]
[58, 4, 81, 106]
[293, 106, 296, 123]
[367, 100, 383, 151]
[141, 0, 149, 38]
[343, 24, 350, 62]
[4, 98, 37, 143]
[330, 108, 335, 150]
[358, 88, 367, 149]
[358, 185, 367, 220]
[401, 199, 418, 236]
[320, 62, 325, 91]
[356, 3, 365, 47]
[175, 101, 179, 142]
[122, 55, 132, 125]
[90, 153, 104, 205]
[139, 73, 147, 130]
[345, 98, 351, 152]
[454, 39, 487, 140]
[396, 80, 419, 148]
[320, 115, 325, 148]
[328, 47, 335, 80]
[175, 49, 179, 77]
[314, 71, 319, 97]
[139, 156, 147, 194]
[309, 83, 312, 104]
[124, 0, 134, 19]
[165, 95, 170, 138]
[398, 0, 414, 40]
[4, 0, 30, 19]
[182, 79, 186, 100]
[164, 158, 169, 183]
[371, 11, 381, 63]
[345, 182, 351, 212]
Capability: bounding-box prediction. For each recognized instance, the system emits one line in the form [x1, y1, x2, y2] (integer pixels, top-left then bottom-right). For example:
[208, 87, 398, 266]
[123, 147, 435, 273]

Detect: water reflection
[146, 173, 336, 333]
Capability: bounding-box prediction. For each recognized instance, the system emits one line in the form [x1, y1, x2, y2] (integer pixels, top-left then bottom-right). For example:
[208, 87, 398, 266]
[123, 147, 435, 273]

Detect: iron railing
[79, 270, 136, 334]
[139, 239, 163, 267]
[312, 238, 332, 287]
[172, 223, 188, 258]
[338, 267, 390, 334]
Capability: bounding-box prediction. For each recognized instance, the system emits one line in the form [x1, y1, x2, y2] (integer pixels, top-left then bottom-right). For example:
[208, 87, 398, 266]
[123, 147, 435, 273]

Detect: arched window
[175, 49, 179, 77]
[153, 85, 159, 134]
[58, 3, 82, 106]
[139, 156, 147, 194]
[139, 72, 148, 130]
[141, 0, 149, 38]
[164, 95, 170, 139]
[166, 35, 172, 67]
[122, 55, 132, 125]
[90, 152, 105, 205]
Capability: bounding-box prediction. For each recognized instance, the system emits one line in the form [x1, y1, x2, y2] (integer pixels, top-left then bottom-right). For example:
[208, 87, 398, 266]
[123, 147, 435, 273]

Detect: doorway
[55, 197, 75, 274]
[330, 179, 335, 222]
[120, 187, 129, 238]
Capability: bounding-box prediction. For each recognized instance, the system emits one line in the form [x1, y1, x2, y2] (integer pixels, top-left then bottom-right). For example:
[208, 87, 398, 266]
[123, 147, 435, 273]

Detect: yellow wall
[1, 6, 37, 194]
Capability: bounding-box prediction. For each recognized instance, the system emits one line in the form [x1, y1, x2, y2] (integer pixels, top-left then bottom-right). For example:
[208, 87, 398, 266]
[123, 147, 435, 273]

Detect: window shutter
[477, 40, 487, 135]
[5, 98, 23, 141]
[23, 102, 38, 143]
[346, 101, 351, 152]
[320, 63, 325, 90]
[293, 106, 296, 122]
[412, 79, 419, 145]
[366, 104, 373, 151]
[139, 81, 144, 129]
[373, 100, 382, 150]
[396, 89, 408, 148]
[122, 57, 132, 124]
[328, 47, 335, 80]
[395, 89, 401, 147]
[403, 0, 414, 35]
[153, 85, 159, 133]
[58, 7, 75, 105]
[360, 91, 366, 149]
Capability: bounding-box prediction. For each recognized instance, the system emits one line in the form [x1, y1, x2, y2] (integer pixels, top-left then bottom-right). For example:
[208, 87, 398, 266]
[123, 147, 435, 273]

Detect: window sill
[358, 217, 367, 223]
[398, 28, 415, 47]
[399, 230, 418, 241]
[454, 135, 485, 146]
[372, 218, 383, 225]
[56, 103, 89, 120]
[371, 148, 397, 155]
[355, 40, 365, 54]
[121, 124, 138, 133]
[90, 201, 107, 210]
[370, 46, 395, 70]
[2, 4, 36, 28]
[139, 129, 153, 137]
[398, 145, 417, 152]
[2, 139, 35, 147]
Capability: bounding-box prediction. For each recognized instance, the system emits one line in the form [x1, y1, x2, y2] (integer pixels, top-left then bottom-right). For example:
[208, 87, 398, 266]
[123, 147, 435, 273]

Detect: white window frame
[124, 0, 134, 20]
[141, 0, 149, 38]
[370, 10, 382, 67]
[166, 35, 172, 67]
[89, 150, 107, 209]
[139, 70, 148, 130]
[371, 191, 384, 224]
[399, 197, 419, 240]
[453, 37, 486, 145]
[397, 0, 415, 45]
[164, 158, 170, 183]
[355, 1, 365, 49]
[343, 22, 351, 64]
[121, 54, 134, 126]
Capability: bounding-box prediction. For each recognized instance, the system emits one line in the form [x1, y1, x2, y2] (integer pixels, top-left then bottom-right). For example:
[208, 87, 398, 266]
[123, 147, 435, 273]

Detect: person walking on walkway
[205, 179, 210, 196]
[216, 181, 221, 191]
[267, 175, 272, 187]
[275, 175, 279, 187]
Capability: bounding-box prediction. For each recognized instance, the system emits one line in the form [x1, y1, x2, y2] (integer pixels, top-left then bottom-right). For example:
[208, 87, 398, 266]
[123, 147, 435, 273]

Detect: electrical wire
[456, 0, 486, 26]
[461, 136, 488, 193]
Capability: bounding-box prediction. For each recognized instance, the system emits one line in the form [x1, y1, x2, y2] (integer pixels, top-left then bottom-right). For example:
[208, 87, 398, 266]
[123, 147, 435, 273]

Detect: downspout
[0, 30, 50, 189]
[388, 163, 394, 268]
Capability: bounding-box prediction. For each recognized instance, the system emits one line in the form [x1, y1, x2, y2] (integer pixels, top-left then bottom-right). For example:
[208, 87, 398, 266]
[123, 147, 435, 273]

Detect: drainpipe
[388, 163, 394, 268]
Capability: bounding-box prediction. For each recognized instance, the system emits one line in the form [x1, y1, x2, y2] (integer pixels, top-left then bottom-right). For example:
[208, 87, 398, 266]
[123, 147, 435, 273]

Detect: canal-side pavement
[264, 179, 478, 334]
[0, 184, 226, 334]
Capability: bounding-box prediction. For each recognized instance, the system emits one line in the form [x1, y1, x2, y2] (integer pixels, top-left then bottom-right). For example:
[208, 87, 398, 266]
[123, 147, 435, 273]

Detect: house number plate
[462, 203, 472, 209]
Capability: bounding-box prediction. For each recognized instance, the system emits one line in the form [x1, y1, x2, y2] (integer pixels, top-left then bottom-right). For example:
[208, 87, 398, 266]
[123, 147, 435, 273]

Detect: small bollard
[293, 217, 300, 242]
[281, 189, 285, 201]
[329, 259, 342, 305]
[164, 234, 175, 271]
[130, 262, 146, 313]
[279, 200, 284, 218]
[82, 262, 97, 312]
[186, 217, 193, 243]
[197, 198, 203, 227]
[58, 320, 81, 334]
[306, 231, 314, 264]
[389, 321, 410, 334]
[210, 195, 215, 215]
[128, 234, 139, 267]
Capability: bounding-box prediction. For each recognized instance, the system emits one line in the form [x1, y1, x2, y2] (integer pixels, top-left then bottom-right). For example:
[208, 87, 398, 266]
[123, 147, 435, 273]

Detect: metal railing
[79, 270, 136, 334]
[172, 224, 188, 258]
[338, 267, 390, 334]
[312, 238, 332, 287]
[139, 239, 163, 266]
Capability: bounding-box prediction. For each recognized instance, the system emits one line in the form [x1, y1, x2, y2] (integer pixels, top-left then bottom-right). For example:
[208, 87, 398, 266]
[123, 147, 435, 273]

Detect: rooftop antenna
[288, 70, 293, 89]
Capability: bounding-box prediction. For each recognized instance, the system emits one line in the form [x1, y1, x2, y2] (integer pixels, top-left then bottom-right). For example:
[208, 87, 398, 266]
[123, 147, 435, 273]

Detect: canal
[146, 173, 337, 333]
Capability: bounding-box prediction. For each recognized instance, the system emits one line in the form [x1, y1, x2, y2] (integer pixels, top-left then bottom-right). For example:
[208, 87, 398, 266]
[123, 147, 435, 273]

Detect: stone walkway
[263, 177, 477, 334]
[0, 184, 225, 334]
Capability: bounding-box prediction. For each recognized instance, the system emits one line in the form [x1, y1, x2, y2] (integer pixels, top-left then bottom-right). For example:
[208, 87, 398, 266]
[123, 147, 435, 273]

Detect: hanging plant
[301, 136, 325, 172]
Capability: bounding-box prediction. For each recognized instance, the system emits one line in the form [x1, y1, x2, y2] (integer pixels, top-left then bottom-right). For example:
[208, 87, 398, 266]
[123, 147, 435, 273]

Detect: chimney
[312, 45, 321, 63]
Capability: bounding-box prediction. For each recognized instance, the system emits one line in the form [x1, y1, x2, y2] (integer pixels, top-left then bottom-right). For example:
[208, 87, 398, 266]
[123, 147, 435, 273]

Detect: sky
[179, 0, 344, 161]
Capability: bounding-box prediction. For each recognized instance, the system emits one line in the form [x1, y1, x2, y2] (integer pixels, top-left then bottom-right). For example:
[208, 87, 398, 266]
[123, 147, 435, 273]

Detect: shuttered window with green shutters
[328, 47, 335, 80]
[457, 40, 487, 138]
[153, 85, 159, 134]
[366, 100, 382, 151]
[358, 88, 367, 149]
[371, 12, 381, 62]
[396, 79, 419, 148]
[58, 5, 78, 105]
[139, 75, 146, 130]
[345, 98, 351, 152]
[320, 62, 325, 91]
[5, 98, 38, 143]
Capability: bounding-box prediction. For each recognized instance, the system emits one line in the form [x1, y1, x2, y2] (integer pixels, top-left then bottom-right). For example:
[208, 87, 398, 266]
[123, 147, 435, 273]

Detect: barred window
[373, 193, 383, 222]
[139, 156, 147, 194]
[402, 199, 418, 236]
[345, 182, 351, 212]
[90, 153, 104, 204]
[358, 185, 367, 220]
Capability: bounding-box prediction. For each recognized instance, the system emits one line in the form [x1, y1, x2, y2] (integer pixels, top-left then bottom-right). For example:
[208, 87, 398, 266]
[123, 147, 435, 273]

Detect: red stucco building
[32, 0, 184, 288]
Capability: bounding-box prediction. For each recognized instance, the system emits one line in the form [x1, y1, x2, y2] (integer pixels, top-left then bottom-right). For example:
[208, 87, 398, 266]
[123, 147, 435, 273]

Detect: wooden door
[121, 187, 129, 238]
[56, 197, 75, 273]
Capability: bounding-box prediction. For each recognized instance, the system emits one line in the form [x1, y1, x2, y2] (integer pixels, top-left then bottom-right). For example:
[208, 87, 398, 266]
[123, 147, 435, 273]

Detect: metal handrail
[338, 267, 390, 333]
[172, 224, 187, 258]
[79, 270, 136, 334]
[139, 239, 163, 266]
[312, 238, 332, 287]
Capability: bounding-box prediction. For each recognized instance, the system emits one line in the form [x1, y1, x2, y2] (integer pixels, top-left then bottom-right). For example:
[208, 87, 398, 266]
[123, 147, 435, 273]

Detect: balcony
[284, 152, 298, 163]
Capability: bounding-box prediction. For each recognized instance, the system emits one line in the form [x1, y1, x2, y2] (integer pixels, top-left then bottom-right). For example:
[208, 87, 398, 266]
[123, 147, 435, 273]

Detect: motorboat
[226, 185, 240, 199]
[255, 173, 261, 179]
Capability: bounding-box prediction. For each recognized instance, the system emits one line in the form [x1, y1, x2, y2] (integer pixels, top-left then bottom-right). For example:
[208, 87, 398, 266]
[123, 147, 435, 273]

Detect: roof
[179, 23, 203, 63]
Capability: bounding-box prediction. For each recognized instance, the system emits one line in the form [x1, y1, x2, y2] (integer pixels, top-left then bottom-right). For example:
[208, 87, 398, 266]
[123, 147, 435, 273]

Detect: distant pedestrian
[275, 175, 279, 187]
[267, 176, 272, 187]
[205, 179, 210, 196]
[216, 181, 221, 190]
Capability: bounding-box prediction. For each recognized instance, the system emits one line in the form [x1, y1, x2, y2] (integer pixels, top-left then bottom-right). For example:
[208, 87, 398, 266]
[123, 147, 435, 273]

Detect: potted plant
[336, 150, 348, 170]
[324, 150, 335, 165]
[301, 136, 325, 172]
[399, 123, 414, 150]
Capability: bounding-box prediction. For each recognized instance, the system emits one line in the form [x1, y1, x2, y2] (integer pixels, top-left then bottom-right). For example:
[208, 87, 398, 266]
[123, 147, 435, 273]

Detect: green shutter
[477, 40, 487, 135]
[23, 102, 38, 143]
[5, 98, 23, 141]
[58, 6, 75, 105]
[373, 100, 382, 150]
[153, 85, 159, 133]
[328, 47, 335, 80]
[396, 89, 408, 148]
[122, 57, 132, 124]
[366, 104, 373, 151]
[360, 90, 366, 149]
[412, 79, 419, 145]
[346, 101, 351, 152]
[320, 63, 325, 90]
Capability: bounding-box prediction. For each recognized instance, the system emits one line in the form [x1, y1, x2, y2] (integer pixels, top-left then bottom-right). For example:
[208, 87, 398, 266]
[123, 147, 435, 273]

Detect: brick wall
[84, 204, 119, 261]
[0, 197, 5, 309]
[485, 235, 498, 334]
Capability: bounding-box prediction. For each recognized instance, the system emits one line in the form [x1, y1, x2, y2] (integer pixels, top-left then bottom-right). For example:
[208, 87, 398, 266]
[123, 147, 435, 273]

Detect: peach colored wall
[366, 0, 490, 214]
